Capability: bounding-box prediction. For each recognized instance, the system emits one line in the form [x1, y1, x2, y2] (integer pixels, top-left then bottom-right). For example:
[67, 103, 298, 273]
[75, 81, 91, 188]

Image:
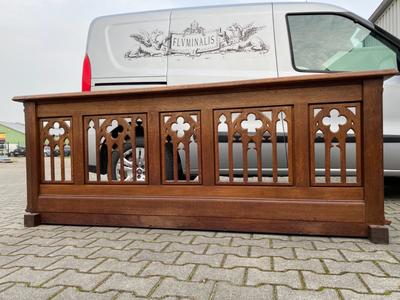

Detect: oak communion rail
[14, 70, 397, 243]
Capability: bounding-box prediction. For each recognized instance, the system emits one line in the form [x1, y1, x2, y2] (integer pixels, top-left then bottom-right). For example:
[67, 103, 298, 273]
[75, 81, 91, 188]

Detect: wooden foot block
[369, 225, 389, 244]
[24, 213, 41, 227]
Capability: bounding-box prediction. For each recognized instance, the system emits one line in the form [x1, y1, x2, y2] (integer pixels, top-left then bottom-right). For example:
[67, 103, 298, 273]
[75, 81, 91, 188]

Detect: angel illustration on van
[220, 22, 269, 52]
[125, 29, 170, 58]
[124, 21, 269, 59]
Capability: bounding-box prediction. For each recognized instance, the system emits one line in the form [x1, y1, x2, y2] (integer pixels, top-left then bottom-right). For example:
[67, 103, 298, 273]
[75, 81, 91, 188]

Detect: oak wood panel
[363, 79, 385, 225]
[37, 195, 365, 223]
[34, 85, 363, 118]
[13, 69, 395, 103]
[39, 184, 364, 200]
[40, 213, 369, 237]
[24, 102, 39, 212]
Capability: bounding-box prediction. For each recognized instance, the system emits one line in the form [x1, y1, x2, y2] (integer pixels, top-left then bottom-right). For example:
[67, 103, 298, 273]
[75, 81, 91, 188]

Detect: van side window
[287, 14, 398, 72]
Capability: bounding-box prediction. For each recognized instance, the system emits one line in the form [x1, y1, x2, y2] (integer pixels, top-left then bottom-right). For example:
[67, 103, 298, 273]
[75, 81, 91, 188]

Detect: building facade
[0, 121, 25, 155]
[370, 0, 400, 38]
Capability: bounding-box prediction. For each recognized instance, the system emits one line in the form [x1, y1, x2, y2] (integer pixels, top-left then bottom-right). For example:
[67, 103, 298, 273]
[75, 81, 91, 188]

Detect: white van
[82, 2, 400, 178]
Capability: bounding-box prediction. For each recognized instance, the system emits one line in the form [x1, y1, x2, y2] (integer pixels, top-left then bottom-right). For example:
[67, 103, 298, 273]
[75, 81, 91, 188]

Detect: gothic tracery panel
[40, 118, 72, 183]
[214, 106, 293, 185]
[84, 114, 147, 184]
[160, 111, 201, 184]
[310, 103, 362, 185]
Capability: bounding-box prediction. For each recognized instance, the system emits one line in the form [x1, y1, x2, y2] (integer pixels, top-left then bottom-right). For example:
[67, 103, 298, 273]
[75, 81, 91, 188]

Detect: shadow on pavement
[385, 177, 400, 199]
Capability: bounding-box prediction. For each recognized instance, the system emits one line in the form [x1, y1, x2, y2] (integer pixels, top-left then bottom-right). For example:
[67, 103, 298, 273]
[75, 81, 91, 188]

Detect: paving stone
[303, 271, 368, 293]
[291, 236, 332, 242]
[20, 229, 61, 238]
[272, 240, 314, 250]
[141, 262, 195, 280]
[116, 294, 178, 300]
[0, 282, 14, 292]
[0, 267, 19, 279]
[18, 236, 63, 246]
[377, 261, 400, 277]
[247, 269, 302, 288]
[206, 245, 248, 256]
[0, 267, 63, 286]
[164, 242, 207, 254]
[232, 237, 269, 247]
[148, 229, 182, 236]
[54, 230, 94, 239]
[356, 242, 400, 252]
[126, 241, 169, 252]
[250, 246, 295, 259]
[89, 248, 136, 261]
[313, 241, 361, 251]
[86, 231, 127, 240]
[53, 225, 91, 232]
[192, 265, 245, 285]
[46, 256, 105, 272]
[114, 227, 150, 234]
[91, 258, 147, 276]
[324, 259, 386, 276]
[180, 230, 216, 237]
[224, 255, 271, 270]
[96, 273, 159, 295]
[131, 250, 180, 264]
[156, 234, 193, 244]
[4, 254, 61, 269]
[341, 249, 398, 263]
[53, 287, 119, 299]
[176, 252, 224, 267]
[49, 245, 101, 258]
[0, 283, 62, 300]
[213, 281, 273, 299]
[51, 237, 98, 247]
[120, 233, 159, 241]
[86, 238, 132, 250]
[84, 226, 120, 233]
[152, 277, 213, 300]
[360, 274, 400, 293]
[0, 235, 30, 245]
[11, 244, 62, 256]
[277, 286, 339, 299]
[0, 244, 29, 255]
[295, 248, 345, 261]
[192, 236, 231, 246]
[0, 255, 23, 267]
[274, 257, 325, 273]
[44, 269, 110, 291]
[215, 232, 252, 239]
[340, 290, 400, 300]
[253, 234, 291, 241]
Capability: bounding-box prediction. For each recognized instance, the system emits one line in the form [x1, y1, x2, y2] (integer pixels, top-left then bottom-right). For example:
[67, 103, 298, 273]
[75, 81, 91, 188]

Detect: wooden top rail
[13, 69, 397, 103]
[15, 70, 397, 243]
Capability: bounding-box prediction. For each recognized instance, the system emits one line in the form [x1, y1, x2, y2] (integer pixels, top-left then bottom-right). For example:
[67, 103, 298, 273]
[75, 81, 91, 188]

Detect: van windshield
[287, 14, 398, 72]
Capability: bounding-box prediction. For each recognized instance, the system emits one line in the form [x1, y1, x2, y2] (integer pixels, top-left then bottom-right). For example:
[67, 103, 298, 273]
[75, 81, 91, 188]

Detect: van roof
[91, 2, 347, 23]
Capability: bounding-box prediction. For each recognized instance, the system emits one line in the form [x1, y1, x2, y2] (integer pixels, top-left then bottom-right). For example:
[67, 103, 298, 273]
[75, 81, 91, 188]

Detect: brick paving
[0, 158, 399, 299]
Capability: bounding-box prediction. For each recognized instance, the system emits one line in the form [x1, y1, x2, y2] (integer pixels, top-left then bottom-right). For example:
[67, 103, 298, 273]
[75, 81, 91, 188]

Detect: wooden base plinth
[24, 213, 41, 227]
[369, 225, 389, 244]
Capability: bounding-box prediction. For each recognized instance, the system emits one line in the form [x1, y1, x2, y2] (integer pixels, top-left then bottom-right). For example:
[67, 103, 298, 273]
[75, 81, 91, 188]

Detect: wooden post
[24, 101, 41, 225]
[363, 78, 388, 243]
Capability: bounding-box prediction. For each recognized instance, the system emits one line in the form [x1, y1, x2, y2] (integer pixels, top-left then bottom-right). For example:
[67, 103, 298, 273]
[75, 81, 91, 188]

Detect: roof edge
[0, 122, 25, 134]
[370, 0, 394, 22]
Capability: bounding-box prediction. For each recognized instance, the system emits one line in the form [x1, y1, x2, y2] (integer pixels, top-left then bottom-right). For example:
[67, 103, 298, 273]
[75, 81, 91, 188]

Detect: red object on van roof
[82, 54, 91, 92]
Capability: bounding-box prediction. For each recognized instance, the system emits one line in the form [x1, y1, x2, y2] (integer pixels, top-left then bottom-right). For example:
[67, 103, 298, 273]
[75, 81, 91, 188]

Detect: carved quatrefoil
[322, 109, 347, 133]
[171, 117, 190, 138]
[241, 113, 262, 135]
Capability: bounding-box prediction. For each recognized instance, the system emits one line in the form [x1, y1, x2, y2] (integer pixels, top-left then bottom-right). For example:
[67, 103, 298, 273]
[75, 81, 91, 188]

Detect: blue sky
[0, 0, 382, 122]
